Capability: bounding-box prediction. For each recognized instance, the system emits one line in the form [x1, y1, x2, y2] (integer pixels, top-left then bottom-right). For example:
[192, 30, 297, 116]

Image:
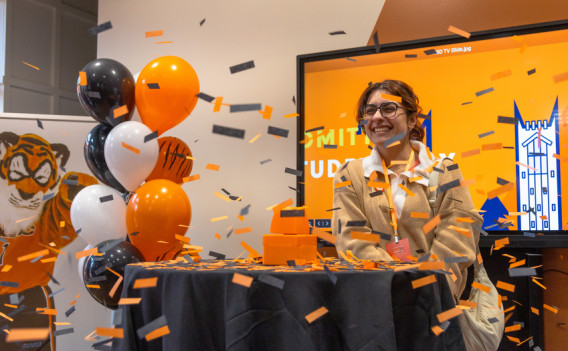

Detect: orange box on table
[263, 207, 317, 265]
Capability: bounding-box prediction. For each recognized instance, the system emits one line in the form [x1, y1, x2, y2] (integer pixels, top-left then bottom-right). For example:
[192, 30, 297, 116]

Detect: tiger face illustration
[0, 132, 70, 237]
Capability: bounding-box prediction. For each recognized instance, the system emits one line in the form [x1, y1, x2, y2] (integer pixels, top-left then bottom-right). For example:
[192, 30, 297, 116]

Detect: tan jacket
[332, 156, 482, 300]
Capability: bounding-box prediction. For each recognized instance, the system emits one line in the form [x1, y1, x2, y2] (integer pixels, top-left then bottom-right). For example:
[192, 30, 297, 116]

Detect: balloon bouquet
[71, 56, 199, 309]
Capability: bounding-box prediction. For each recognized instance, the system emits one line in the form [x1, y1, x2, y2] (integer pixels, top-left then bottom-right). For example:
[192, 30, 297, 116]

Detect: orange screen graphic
[303, 28, 568, 231]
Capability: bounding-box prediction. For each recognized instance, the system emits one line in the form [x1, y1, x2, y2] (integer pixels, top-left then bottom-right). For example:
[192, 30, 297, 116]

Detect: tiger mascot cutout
[0, 131, 97, 350]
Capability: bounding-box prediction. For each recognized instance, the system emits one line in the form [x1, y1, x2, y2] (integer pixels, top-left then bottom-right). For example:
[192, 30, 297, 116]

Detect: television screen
[297, 21, 568, 237]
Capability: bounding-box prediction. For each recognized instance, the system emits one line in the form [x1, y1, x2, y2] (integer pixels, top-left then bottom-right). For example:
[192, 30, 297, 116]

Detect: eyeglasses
[360, 102, 404, 119]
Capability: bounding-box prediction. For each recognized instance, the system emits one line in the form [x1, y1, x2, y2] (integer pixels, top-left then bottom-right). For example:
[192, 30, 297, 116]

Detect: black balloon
[84, 123, 127, 194]
[83, 239, 144, 310]
[77, 58, 135, 126]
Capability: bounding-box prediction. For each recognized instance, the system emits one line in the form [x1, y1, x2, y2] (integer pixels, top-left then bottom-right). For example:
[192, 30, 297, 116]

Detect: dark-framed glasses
[361, 102, 403, 119]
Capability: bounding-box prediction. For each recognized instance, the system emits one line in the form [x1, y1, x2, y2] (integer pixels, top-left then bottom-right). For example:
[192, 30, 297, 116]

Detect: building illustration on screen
[514, 98, 562, 230]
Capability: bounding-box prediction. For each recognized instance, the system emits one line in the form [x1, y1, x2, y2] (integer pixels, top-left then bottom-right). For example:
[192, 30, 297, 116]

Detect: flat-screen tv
[297, 20, 568, 245]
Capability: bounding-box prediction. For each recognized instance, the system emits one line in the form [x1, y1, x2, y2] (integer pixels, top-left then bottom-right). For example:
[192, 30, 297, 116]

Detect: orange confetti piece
[531, 307, 540, 315]
[155, 41, 173, 44]
[448, 225, 472, 237]
[411, 212, 430, 218]
[232, 273, 253, 287]
[496, 281, 515, 292]
[437, 306, 462, 323]
[121, 142, 140, 154]
[553, 72, 568, 83]
[367, 181, 389, 188]
[540, 215, 548, 220]
[431, 325, 444, 335]
[422, 214, 440, 234]
[248, 132, 261, 143]
[335, 180, 352, 189]
[398, 183, 415, 197]
[213, 97, 223, 112]
[487, 182, 515, 199]
[553, 153, 568, 163]
[214, 233, 221, 240]
[15, 215, 37, 223]
[408, 176, 423, 183]
[461, 148, 480, 158]
[40, 257, 57, 263]
[5, 328, 49, 342]
[543, 304, 558, 314]
[419, 261, 445, 271]
[305, 306, 329, 324]
[53, 322, 71, 326]
[311, 226, 336, 245]
[477, 253, 483, 264]
[36, 308, 57, 315]
[37, 243, 65, 255]
[456, 217, 474, 223]
[17, 249, 49, 262]
[145, 325, 170, 341]
[504, 324, 521, 333]
[240, 241, 260, 258]
[262, 105, 273, 119]
[145, 30, 164, 38]
[211, 216, 228, 222]
[516, 162, 537, 171]
[459, 300, 478, 309]
[133, 277, 158, 289]
[214, 192, 232, 202]
[183, 174, 200, 183]
[447, 25, 471, 38]
[350, 231, 381, 244]
[4, 304, 17, 309]
[481, 143, 503, 151]
[174, 234, 191, 243]
[22, 61, 40, 70]
[205, 163, 220, 171]
[472, 281, 491, 293]
[118, 297, 142, 305]
[272, 198, 294, 214]
[380, 93, 402, 103]
[109, 276, 123, 298]
[75, 247, 98, 260]
[490, 69, 512, 80]
[532, 278, 546, 290]
[506, 336, 521, 343]
[0, 312, 14, 322]
[412, 274, 437, 289]
[86, 284, 100, 289]
[113, 105, 129, 119]
[96, 327, 124, 338]
[284, 113, 300, 118]
[237, 214, 245, 222]
[1, 265, 12, 272]
[494, 237, 510, 247]
[79, 71, 87, 86]
[509, 259, 525, 268]
[235, 227, 252, 235]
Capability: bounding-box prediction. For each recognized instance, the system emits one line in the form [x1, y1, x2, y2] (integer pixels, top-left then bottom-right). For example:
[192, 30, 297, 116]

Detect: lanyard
[381, 158, 399, 243]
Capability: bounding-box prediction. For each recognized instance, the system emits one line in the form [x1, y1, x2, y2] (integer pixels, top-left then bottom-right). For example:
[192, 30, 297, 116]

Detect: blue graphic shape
[480, 197, 510, 231]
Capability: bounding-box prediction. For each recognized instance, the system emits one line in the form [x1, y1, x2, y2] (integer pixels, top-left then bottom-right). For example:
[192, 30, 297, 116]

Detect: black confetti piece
[488, 317, 499, 324]
[65, 305, 76, 317]
[226, 228, 234, 238]
[371, 230, 392, 241]
[444, 256, 469, 263]
[292, 96, 296, 105]
[240, 204, 251, 216]
[284, 167, 303, 177]
[447, 164, 459, 171]
[62, 179, 79, 185]
[137, 315, 168, 339]
[129, 231, 139, 237]
[325, 207, 341, 212]
[200, 18, 206, 26]
[37, 119, 44, 129]
[147, 83, 160, 89]
[230, 60, 255, 74]
[286, 260, 296, 267]
[258, 274, 285, 289]
[418, 252, 431, 262]
[475, 87, 494, 97]
[230, 103, 261, 112]
[268, 126, 289, 138]
[346, 220, 366, 227]
[433, 167, 444, 173]
[340, 175, 347, 182]
[323, 144, 337, 149]
[372, 32, 381, 53]
[509, 267, 537, 277]
[212, 124, 245, 139]
[46, 271, 59, 285]
[144, 130, 159, 142]
[461, 101, 472, 105]
[527, 68, 536, 75]
[346, 57, 356, 62]
[305, 126, 324, 133]
[424, 49, 437, 55]
[384, 131, 406, 147]
[523, 231, 536, 238]
[280, 209, 305, 217]
[496, 177, 510, 185]
[54, 328, 74, 336]
[196, 92, 214, 102]
[92, 338, 113, 350]
[370, 190, 383, 197]
[503, 146, 514, 149]
[289, 186, 300, 192]
[209, 251, 226, 260]
[497, 116, 517, 124]
[440, 320, 451, 331]
[259, 158, 272, 165]
[417, 113, 431, 120]
[87, 91, 101, 99]
[324, 265, 338, 285]
[329, 30, 346, 35]
[22, 342, 43, 349]
[437, 179, 461, 193]
[87, 276, 108, 282]
[88, 21, 113, 36]
[42, 192, 55, 201]
[0, 281, 19, 288]
[405, 54, 417, 58]
[478, 130, 494, 138]
[9, 294, 19, 305]
[359, 119, 369, 125]
[99, 194, 114, 203]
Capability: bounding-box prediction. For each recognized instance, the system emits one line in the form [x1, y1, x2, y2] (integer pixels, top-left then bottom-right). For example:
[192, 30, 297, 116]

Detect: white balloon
[104, 121, 159, 191]
[70, 184, 127, 245]
[78, 244, 95, 285]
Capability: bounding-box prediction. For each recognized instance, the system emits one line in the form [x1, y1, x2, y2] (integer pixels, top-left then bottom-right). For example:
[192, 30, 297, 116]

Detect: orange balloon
[126, 179, 191, 261]
[135, 56, 200, 136]
[146, 136, 193, 184]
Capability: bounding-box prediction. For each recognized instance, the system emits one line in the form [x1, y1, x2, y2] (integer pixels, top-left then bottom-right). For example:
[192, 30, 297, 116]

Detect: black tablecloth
[112, 259, 465, 351]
